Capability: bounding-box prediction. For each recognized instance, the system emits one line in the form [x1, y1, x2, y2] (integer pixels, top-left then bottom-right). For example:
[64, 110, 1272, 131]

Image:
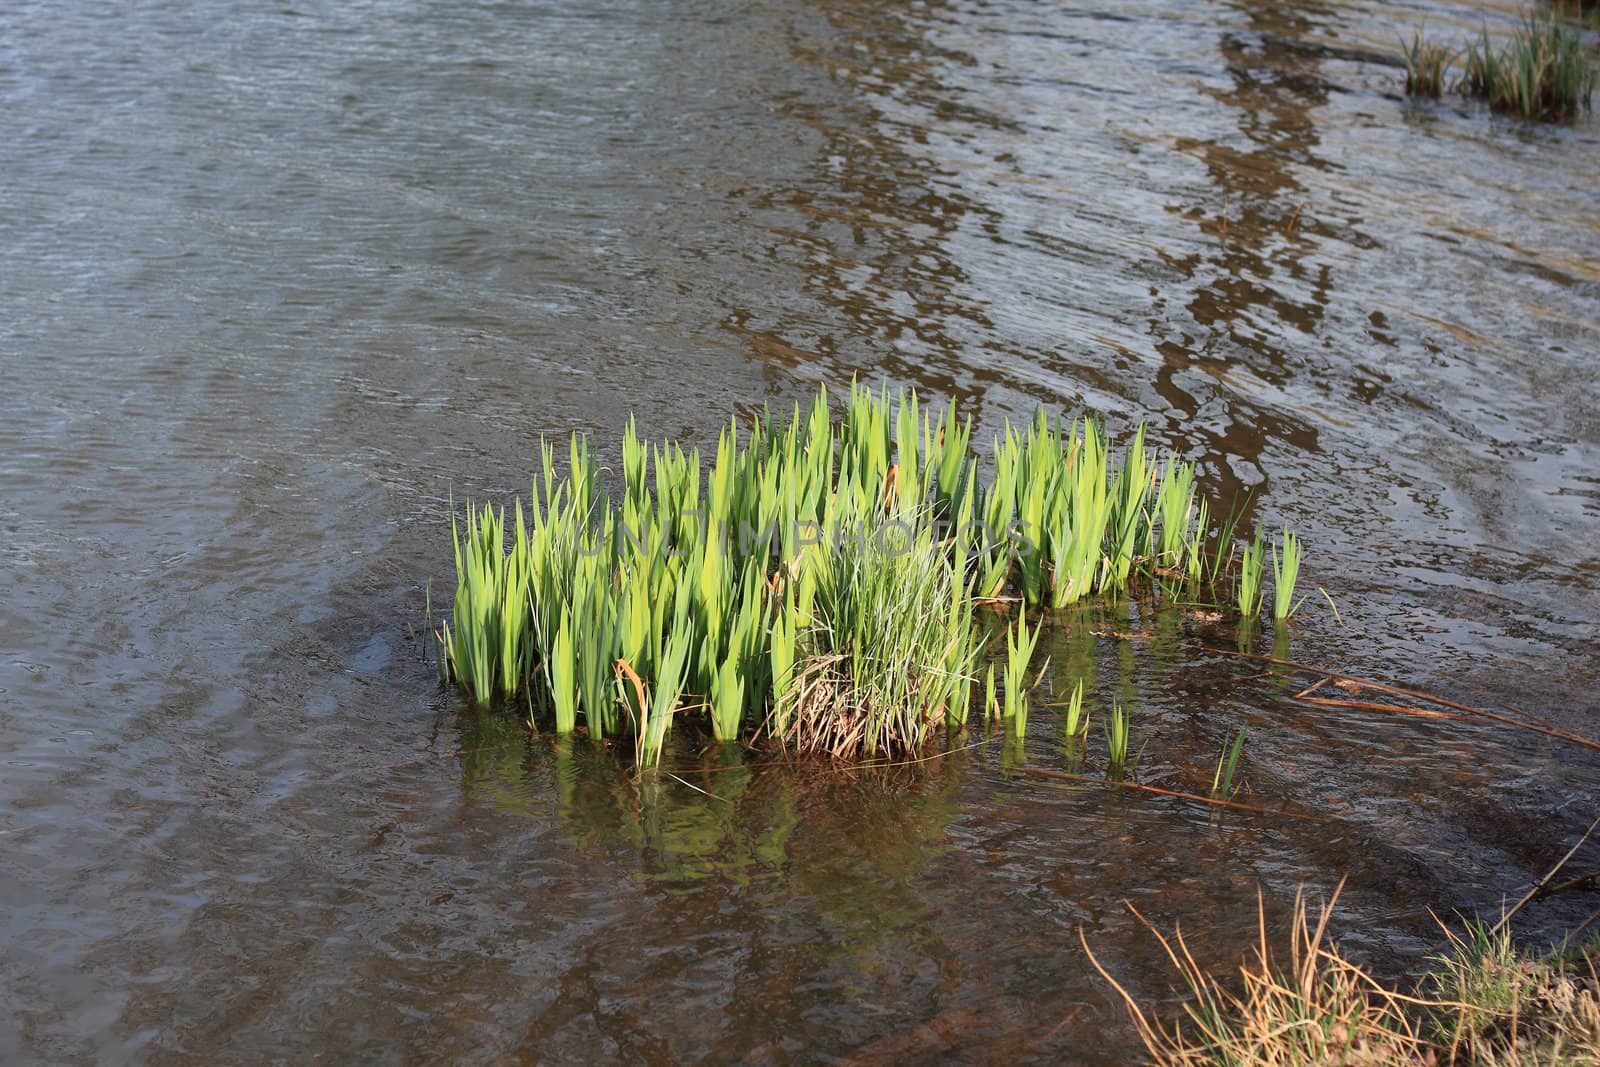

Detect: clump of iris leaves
[429, 384, 1303, 768]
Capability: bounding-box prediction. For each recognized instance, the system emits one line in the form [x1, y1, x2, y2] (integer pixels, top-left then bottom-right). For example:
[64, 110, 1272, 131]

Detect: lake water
[3, 0, 1597, 1062]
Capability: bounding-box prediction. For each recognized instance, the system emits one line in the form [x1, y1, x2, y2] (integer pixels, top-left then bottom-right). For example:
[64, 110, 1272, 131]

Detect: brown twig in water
[1493, 814, 1600, 935]
[853, 737, 989, 770]
[1024, 1005, 1085, 1054]
[1210, 648, 1600, 752]
[1016, 765, 1335, 823]
[667, 773, 730, 803]
[1299, 696, 1462, 721]
[1294, 676, 1329, 700]
[1570, 903, 1600, 943]
[833, 1008, 989, 1065]
[1540, 867, 1600, 898]
[1284, 200, 1305, 236]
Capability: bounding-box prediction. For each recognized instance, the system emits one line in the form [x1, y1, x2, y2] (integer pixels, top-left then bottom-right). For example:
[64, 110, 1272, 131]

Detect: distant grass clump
[1402, 25, 1456, 97]
[1480, 15, 1595, 120]
[1461, 24, 1505, 99]
[1404, 15, 1595, 120]
[432, 384, 1302, 764]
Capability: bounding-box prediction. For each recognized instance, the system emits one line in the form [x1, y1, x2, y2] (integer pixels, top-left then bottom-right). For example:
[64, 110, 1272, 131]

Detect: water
[2, 0, 1597, 1061]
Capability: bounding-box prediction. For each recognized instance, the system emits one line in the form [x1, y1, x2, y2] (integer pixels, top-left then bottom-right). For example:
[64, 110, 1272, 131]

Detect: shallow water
[2, 0, 1597, 1062]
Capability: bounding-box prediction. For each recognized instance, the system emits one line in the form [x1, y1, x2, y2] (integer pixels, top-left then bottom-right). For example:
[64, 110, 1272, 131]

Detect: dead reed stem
[1016, 765, 1335, 824]
[1493, 813, 1600, 935]
[1213, 648, 1600, 752]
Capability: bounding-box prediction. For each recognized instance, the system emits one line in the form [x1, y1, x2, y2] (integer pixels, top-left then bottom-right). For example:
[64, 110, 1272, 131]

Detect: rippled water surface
[3, 0, 1598, 1062]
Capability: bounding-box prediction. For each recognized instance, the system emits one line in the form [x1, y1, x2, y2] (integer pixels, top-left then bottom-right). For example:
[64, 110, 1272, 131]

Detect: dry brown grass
[770, 653, 929, 760]
[1084, 880, 1600, 1066]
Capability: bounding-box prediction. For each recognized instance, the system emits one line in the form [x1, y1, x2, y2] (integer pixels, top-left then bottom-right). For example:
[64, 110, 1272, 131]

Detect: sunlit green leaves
[431, 384, 1304, 765]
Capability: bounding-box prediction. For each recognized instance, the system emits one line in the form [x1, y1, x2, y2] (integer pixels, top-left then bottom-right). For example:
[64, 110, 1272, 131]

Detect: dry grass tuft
[1086, 879, 1434, 1065]
[1085, 879, 1600, 1066]
[1403, 26, 1457, 98]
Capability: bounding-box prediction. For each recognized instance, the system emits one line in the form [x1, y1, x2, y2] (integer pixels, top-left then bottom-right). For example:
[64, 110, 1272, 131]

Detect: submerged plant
[1402, 25, 1456, 98]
